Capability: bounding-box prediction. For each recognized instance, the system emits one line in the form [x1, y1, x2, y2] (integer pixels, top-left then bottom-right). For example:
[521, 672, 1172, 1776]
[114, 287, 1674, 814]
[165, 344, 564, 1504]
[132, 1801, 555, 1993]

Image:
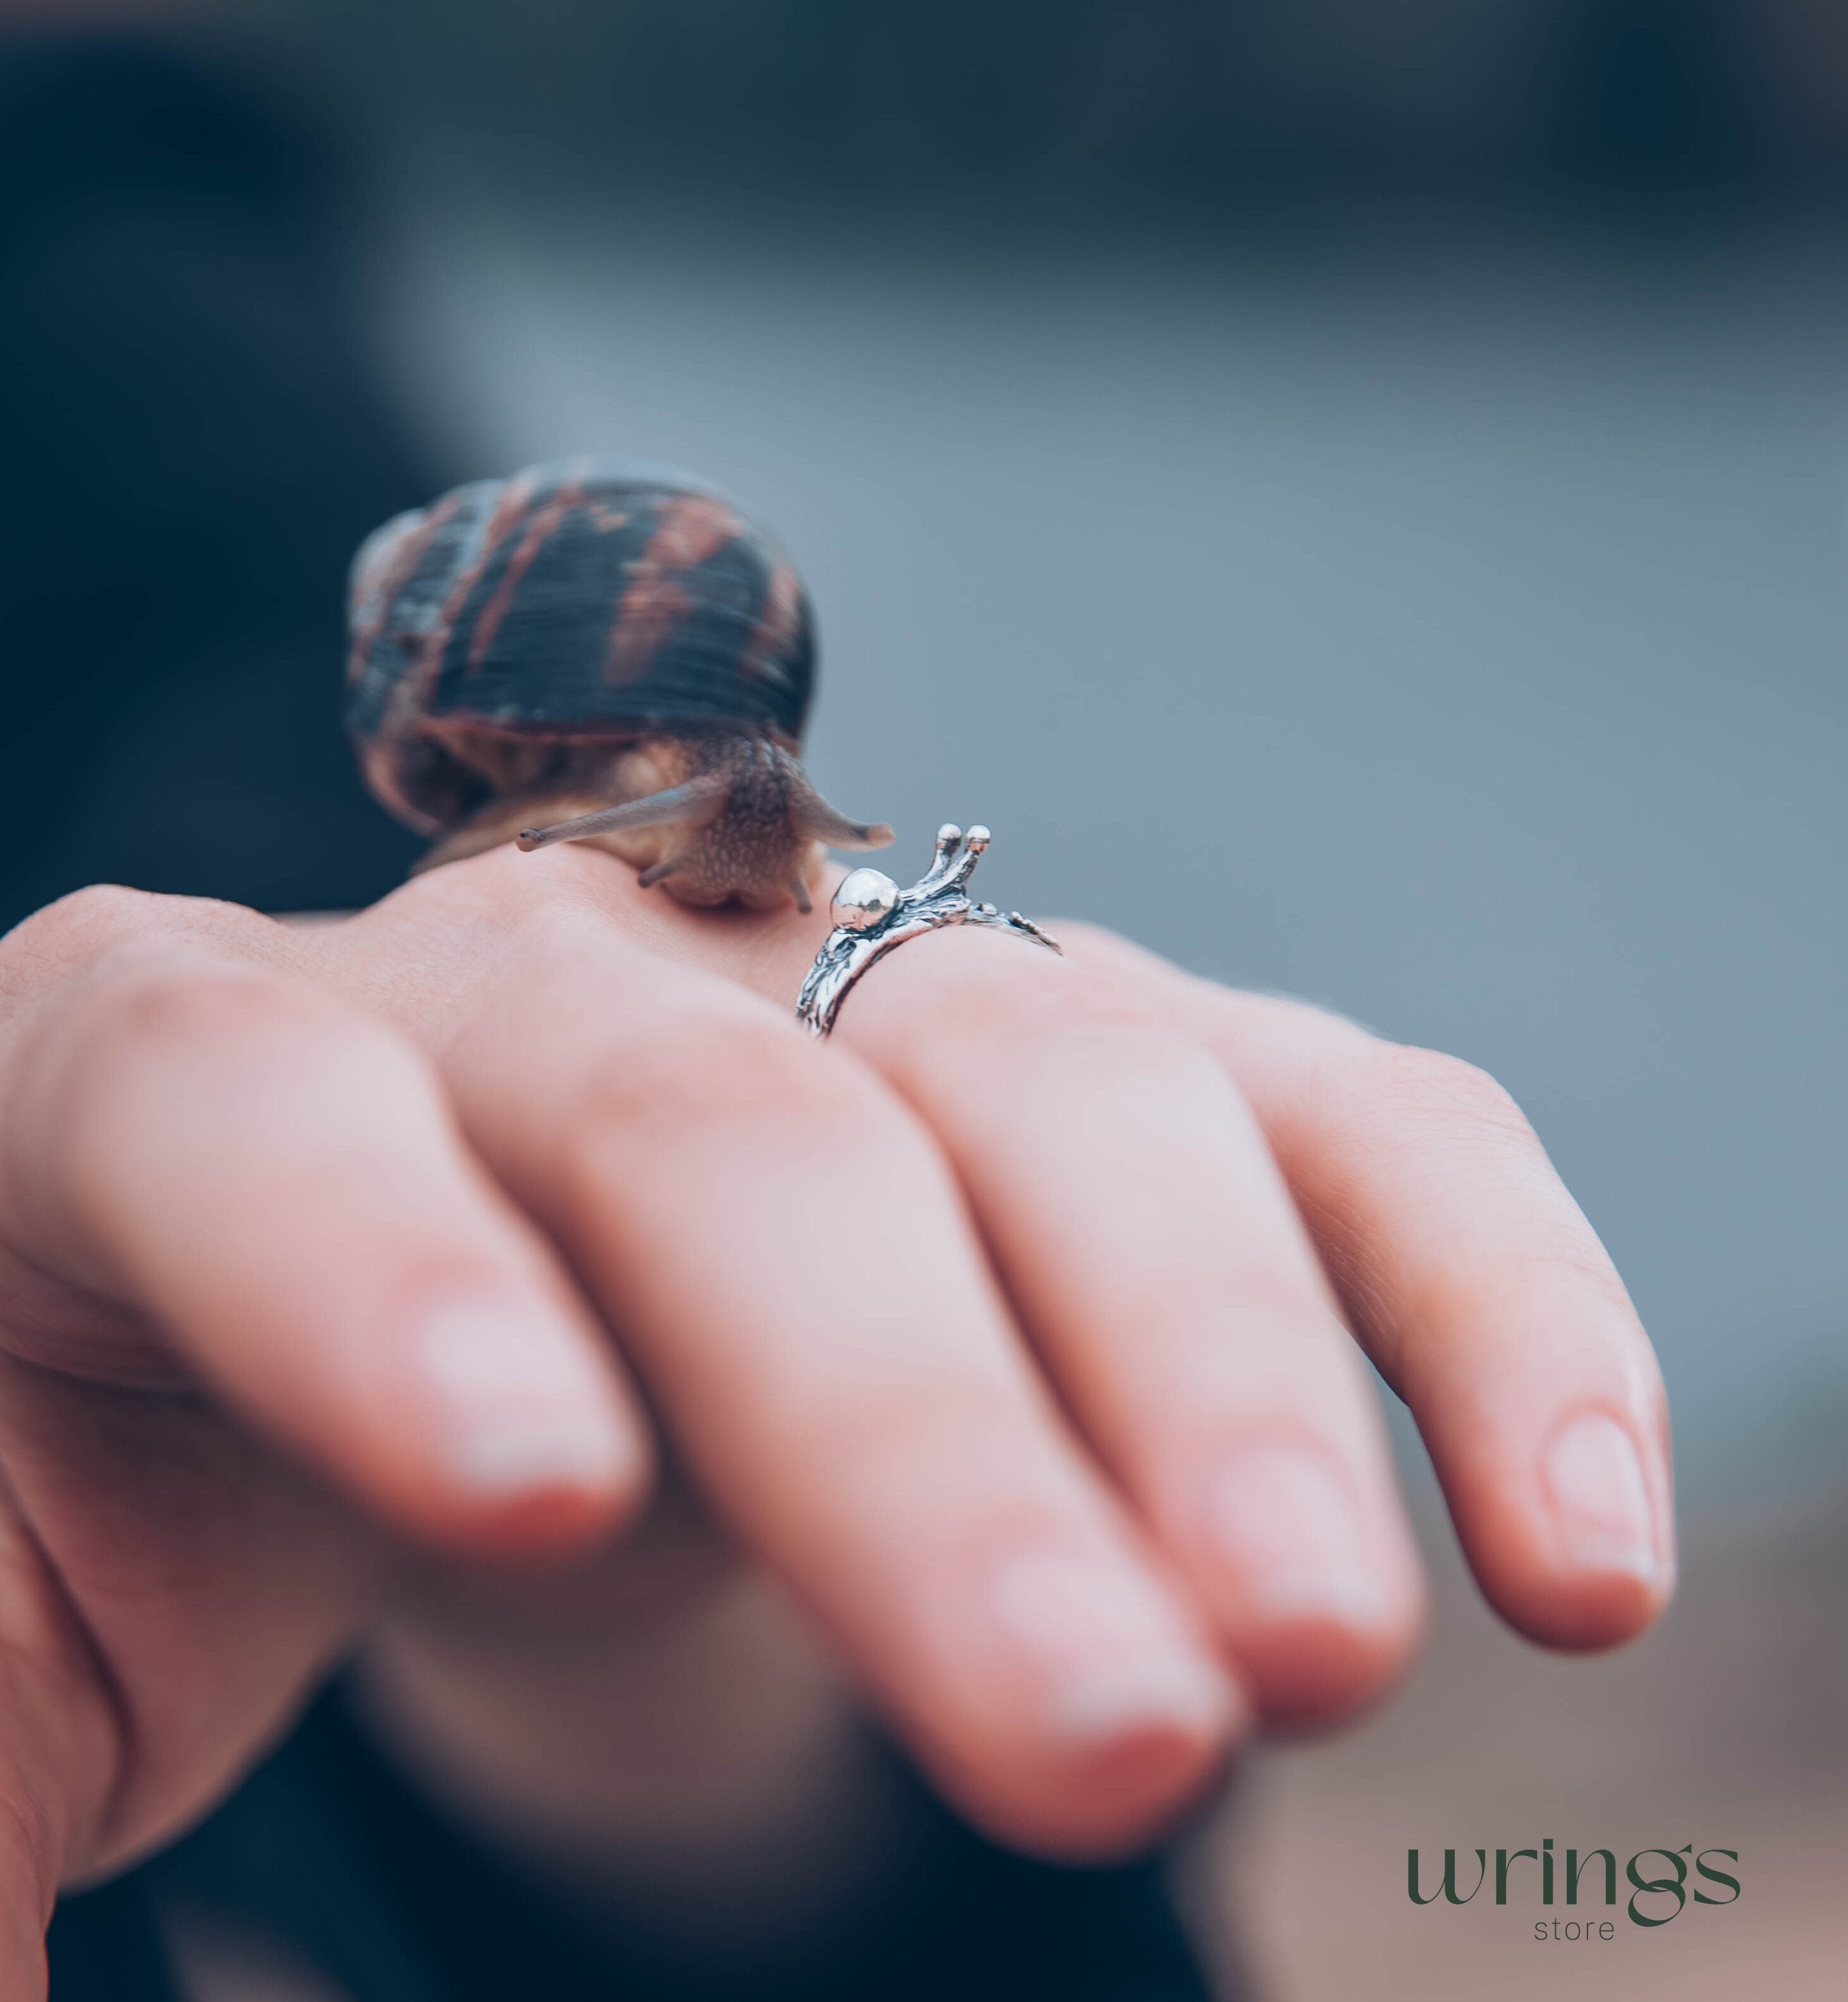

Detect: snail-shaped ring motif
[795, 824, 1061, 1039]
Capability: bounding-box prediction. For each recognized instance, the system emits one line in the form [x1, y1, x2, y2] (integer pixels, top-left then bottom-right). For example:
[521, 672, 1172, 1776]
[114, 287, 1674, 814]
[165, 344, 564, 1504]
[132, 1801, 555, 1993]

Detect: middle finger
[357, 856, 1241, 1855]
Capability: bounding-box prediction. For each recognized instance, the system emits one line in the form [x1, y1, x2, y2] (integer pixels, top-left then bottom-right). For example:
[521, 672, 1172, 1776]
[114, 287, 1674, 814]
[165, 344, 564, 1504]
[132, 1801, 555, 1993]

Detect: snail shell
[345, 458, 891, 909]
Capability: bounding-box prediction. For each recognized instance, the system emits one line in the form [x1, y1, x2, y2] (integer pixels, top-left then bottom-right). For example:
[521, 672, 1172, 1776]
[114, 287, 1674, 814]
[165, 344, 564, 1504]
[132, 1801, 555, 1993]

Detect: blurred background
[5, 1, 1846, 1995]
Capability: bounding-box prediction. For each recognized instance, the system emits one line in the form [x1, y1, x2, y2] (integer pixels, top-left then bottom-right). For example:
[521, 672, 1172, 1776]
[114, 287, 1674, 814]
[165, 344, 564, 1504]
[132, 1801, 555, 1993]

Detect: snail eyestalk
[795, 801, 896, 851]
[504, 734, 891, 907]
[515, 774, 730, 853]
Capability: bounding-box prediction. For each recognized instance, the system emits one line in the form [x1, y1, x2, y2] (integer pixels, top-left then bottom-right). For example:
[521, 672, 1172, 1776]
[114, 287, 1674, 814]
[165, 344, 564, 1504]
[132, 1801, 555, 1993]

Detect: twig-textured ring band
[795, 823, 1062, 1038]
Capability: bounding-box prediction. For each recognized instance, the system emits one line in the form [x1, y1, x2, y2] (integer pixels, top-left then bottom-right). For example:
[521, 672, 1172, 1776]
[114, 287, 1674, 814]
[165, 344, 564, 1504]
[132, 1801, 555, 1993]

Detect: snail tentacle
[794, 796, 896, 852]
[516, 773, 731, 853]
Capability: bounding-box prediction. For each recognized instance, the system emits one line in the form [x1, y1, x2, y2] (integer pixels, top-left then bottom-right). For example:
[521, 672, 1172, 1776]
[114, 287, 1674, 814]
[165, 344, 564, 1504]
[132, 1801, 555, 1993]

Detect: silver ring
[795, 823, 1061, 1038]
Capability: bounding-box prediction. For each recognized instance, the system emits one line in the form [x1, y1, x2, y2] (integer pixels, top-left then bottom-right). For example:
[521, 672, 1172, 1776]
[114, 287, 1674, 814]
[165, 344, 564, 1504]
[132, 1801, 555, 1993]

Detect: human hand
[0, 844, 1672, 1991]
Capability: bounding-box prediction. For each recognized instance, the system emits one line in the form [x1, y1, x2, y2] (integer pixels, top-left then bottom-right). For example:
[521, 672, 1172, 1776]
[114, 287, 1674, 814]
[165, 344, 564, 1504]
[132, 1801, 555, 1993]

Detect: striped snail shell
[345, 458, 891, 911]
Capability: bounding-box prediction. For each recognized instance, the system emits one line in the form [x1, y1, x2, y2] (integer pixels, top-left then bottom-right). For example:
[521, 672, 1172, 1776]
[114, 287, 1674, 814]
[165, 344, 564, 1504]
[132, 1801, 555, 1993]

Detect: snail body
[345, 459, 892, 909]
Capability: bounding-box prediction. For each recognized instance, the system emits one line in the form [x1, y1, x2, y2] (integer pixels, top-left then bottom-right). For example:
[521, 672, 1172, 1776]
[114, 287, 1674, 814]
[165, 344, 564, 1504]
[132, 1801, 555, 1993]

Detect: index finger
[0, 893, 651, 1554]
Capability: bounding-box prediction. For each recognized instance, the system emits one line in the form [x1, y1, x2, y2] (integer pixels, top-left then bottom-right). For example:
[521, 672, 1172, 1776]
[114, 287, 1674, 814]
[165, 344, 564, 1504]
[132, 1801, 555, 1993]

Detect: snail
[345, 458, 893, 910]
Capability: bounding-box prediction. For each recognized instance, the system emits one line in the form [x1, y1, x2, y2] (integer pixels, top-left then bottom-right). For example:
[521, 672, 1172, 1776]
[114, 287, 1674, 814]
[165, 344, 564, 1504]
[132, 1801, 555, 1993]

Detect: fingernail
[413, 1299, 630, 1499]
[986, 1546, 1231, 1747]
[1544, 1413, 1659, 1581]
[1206, 1445, 1397, 1630]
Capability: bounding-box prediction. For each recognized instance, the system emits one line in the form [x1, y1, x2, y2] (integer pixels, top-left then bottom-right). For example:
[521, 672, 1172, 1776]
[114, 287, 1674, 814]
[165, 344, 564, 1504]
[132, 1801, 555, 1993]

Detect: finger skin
[1064, 926, 1676, 1652]
[582, 857, 1670, 1657]
[371, 852, 1242, 1856]
[0, 887, 661, 1979]
[0, 1481, 118, 2002]
[0, 1354, 374, 1884]
[550, 859, 1428, 1717]
[0, 900, 651, 1555]
[820, 923, 1427, 1724]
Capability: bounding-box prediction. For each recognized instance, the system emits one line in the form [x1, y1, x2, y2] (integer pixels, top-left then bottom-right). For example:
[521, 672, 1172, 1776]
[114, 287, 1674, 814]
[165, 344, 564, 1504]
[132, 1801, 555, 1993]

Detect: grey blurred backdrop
[208, 0, 1848, 1512]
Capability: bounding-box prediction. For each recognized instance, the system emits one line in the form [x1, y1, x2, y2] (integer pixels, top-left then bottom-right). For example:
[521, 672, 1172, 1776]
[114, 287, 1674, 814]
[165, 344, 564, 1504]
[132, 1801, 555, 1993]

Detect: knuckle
[686, 1014, 820, 1102]
[32, 881, 158, 942]
[1046, 917, 1137, 964]
[88, 962, 307, 1057]
[1, 887, 275, 1015]
[401, 845, 529, 928]
[566, 1009, 897, 1184]
[1045, 967, 1172, 1038]
[48, 962, 365, 1141]
[1038, 1017, 1224, 1099]
[0, 884, 163, 986]
[507, 876, 620, 967]
[1237, 990, 1379, 1064]
[1374, 1042, 1534, 1142]
[396, 842, 613, 943]
[934, 944, 1168, 1047]
[591, 1011, 840, 1136]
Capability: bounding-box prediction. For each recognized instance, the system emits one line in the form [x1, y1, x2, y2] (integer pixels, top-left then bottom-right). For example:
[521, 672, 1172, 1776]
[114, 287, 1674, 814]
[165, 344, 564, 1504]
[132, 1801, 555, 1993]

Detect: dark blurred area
[283, 0, 1845, 205]
[0, 28, 429, 926]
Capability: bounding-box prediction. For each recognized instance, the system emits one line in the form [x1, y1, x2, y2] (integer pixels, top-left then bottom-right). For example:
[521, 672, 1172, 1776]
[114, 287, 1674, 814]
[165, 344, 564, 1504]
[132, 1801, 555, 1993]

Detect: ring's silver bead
[831, 867, 902, 932]
[797, 821, 1060, 1037]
